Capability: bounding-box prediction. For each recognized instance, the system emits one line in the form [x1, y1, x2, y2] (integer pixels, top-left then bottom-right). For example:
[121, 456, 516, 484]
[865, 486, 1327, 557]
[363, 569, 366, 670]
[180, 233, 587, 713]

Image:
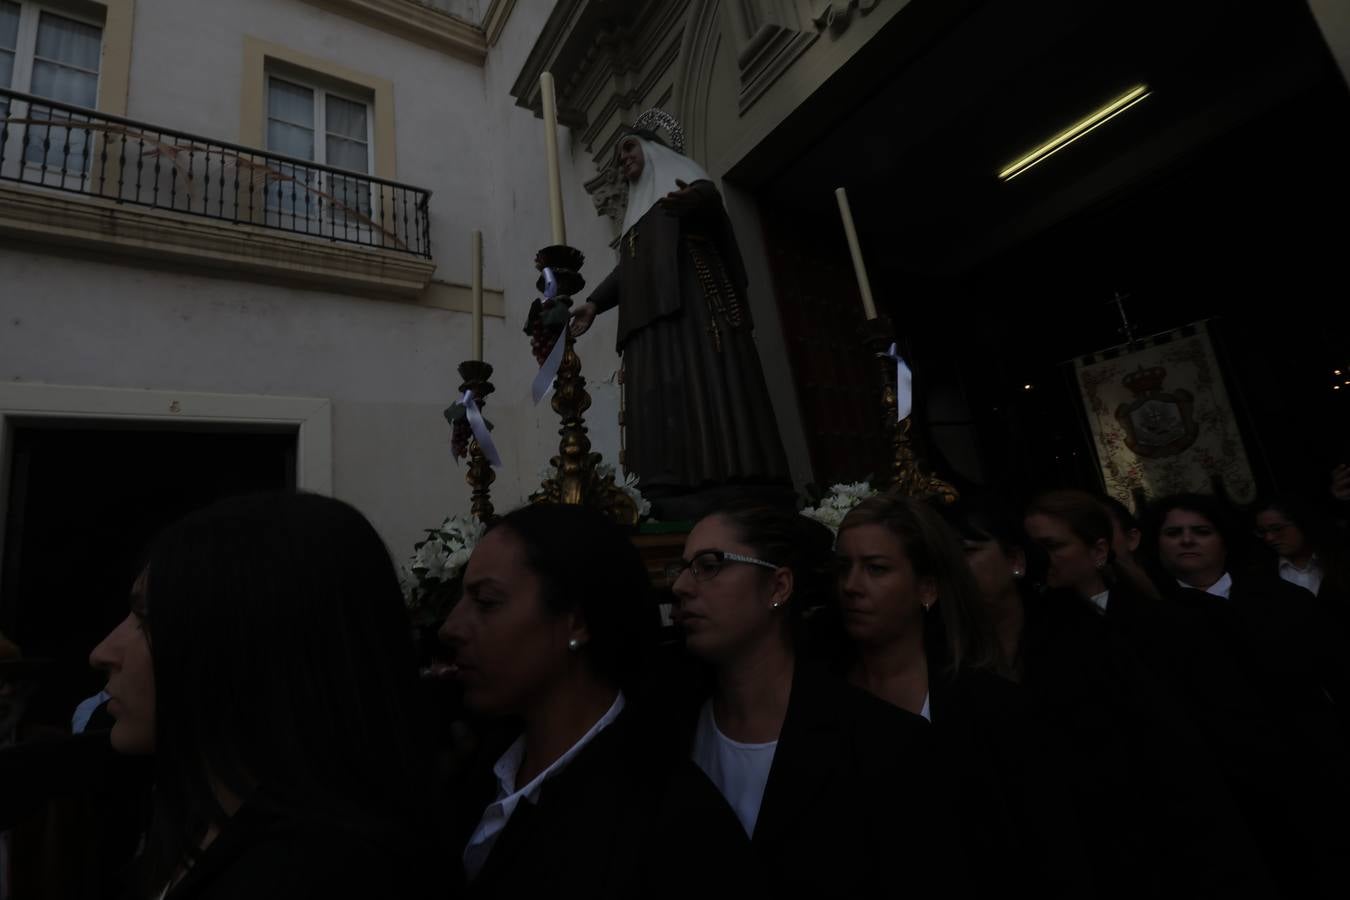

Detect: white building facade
[0, 0, 630, 561]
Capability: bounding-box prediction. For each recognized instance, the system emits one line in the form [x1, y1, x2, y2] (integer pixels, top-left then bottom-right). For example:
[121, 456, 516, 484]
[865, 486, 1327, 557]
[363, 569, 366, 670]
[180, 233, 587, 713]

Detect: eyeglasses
[665, 550, 779, 586]
[1253, 523, 1290, 537]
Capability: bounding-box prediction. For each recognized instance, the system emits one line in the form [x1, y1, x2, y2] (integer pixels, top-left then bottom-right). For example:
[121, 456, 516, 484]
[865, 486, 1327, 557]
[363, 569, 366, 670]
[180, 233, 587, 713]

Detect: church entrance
[745, 0, 1350, 501]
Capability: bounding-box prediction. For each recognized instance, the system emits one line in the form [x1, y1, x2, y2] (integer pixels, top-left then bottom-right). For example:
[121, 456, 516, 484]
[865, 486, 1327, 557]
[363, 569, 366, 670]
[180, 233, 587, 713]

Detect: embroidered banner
[1074, 326, 1256, 506]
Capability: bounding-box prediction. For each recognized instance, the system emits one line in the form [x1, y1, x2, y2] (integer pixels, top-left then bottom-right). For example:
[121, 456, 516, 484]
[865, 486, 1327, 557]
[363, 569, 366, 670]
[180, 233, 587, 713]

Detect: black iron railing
[0, 88, 433, 258]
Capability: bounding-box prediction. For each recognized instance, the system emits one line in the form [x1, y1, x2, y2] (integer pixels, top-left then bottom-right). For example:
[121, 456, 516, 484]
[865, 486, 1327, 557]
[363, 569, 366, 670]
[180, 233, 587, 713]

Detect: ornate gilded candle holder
[860, 316, 958, 503]
[527, 244, 639, 526]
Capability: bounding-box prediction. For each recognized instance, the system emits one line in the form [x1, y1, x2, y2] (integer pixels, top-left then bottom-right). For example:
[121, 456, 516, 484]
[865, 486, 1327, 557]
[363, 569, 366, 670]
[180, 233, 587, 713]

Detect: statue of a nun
[570, 110, 791, 515]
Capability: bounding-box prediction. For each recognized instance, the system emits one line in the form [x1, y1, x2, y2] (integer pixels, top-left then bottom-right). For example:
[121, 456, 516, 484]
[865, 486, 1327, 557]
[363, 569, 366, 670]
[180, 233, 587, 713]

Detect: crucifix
[1109, 290, 1140, 349]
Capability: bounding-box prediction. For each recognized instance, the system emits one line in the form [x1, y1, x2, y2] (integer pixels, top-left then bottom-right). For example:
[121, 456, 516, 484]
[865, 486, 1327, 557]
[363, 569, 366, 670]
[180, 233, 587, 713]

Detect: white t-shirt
[462, 692, 625, 880]
[691, 699, 778, 838]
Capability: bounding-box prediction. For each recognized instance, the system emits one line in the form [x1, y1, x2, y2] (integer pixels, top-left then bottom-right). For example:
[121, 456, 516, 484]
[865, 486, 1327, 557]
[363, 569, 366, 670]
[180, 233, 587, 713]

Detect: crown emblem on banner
[1122, 365, 1168, 395]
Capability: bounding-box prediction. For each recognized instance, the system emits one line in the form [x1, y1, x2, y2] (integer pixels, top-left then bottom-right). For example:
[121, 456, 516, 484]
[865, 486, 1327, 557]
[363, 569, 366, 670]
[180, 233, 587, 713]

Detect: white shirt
[1088, 589, 1111, 614]
[1278, 557, 1323, 597]
[462, 692, 626, 881]
[1178, 571, 1233, 599]
[918, 693, 932, 722]
[692, 700, 778, 838]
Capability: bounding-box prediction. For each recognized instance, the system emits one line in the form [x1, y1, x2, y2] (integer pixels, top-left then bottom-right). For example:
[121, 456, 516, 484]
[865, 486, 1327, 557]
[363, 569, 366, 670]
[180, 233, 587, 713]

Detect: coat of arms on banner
[1075, 326, 1256, 506]
[1114, 366, 1198, 458]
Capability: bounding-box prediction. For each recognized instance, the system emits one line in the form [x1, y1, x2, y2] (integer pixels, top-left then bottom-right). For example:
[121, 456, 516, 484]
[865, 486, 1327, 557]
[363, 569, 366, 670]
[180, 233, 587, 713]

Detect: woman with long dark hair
[439, 503, 745, 897]
[89, 492, 436, 898]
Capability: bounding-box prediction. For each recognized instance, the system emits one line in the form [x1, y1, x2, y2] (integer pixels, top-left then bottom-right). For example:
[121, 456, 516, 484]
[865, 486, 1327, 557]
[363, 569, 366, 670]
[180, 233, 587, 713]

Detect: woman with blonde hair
[835, 492, 1082, 897]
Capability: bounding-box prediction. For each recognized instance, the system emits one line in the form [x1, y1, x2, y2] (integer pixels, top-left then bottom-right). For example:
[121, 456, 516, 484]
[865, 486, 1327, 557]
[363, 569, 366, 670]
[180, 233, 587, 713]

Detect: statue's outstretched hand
[570, 301, 598, 337]
[658, 179, 700, 215]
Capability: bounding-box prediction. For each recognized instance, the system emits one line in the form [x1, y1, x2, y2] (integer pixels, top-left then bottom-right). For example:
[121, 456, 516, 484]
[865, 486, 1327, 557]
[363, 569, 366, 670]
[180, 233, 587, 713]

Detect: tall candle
[540, 71, 566, 246]
[471, 229, 483, 361]
[834, 187, 878, 320]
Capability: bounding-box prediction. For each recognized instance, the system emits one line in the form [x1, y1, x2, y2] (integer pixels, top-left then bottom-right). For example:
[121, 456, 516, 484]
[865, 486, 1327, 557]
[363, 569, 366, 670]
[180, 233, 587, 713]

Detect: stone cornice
[482, 0, 518, 47]
[300, 0, 488, 65]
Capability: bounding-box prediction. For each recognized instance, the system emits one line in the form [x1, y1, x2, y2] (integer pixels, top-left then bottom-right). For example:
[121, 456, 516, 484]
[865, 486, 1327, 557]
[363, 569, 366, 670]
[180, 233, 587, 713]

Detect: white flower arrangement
[800, 481, 877, 532]
[401, 513, 485, 624]
[598, 462, 653, 520]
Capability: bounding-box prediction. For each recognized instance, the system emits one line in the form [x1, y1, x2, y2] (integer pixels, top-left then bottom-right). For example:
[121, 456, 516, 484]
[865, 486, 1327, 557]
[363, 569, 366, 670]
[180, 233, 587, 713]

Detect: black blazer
[1018, 588, 1276, 898]
[1166, 576, 1350, 898]
[696, 662, 954, 898]
[1231, 575, 1348, 717]
[928, 666, 1090, 899]
[163, 804, 438, 900]
[446, 707, 749, 899]
[1166, 575, 1350, 760]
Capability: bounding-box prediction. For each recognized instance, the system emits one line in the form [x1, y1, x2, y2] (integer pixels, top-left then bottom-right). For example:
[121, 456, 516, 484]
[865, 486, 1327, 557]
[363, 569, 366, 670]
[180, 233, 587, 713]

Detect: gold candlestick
[456, 359, 497, 524]
[529, 244, 638, 525]
[860, 317, 957, 503]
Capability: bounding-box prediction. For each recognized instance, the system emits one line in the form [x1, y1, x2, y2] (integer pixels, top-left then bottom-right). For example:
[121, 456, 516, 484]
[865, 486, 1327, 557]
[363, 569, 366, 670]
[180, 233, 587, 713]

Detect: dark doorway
[1, 424, 296, 733]
[750, 0, 1350, 501]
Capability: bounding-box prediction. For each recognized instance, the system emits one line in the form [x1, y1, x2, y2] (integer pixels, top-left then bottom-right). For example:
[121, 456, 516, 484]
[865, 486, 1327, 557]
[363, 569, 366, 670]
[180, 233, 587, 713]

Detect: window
[0, 1, 102, 171]
[264, 73, 373, 228]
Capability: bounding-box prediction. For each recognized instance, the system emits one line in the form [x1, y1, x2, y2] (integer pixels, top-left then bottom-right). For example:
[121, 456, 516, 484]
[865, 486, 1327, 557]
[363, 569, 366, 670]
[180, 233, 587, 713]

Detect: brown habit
[587, 180, 790, 492]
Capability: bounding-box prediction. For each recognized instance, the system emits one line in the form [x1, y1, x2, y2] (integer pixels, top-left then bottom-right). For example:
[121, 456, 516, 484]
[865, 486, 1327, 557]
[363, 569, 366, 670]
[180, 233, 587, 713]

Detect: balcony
[0, 88, 436, 296]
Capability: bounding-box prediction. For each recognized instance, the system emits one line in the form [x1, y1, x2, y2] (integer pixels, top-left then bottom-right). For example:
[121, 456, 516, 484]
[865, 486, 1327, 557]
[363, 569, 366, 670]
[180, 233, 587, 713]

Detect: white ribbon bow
[878, 342, 913, 422]
[531, 266, 567, 404]
[459, 389, 502, 468]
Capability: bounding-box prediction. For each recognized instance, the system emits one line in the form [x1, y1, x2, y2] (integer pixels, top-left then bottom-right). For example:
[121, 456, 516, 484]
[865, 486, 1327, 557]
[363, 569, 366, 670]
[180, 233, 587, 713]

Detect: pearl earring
[567, 638, 580, 652]
[1012, 568, 1023, 578]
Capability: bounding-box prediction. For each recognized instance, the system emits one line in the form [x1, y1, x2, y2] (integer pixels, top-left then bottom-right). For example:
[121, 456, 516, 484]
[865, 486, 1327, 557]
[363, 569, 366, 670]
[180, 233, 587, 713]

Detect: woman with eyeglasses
[667, 500, 953, 897]
[1253, 495, 1350, 610]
